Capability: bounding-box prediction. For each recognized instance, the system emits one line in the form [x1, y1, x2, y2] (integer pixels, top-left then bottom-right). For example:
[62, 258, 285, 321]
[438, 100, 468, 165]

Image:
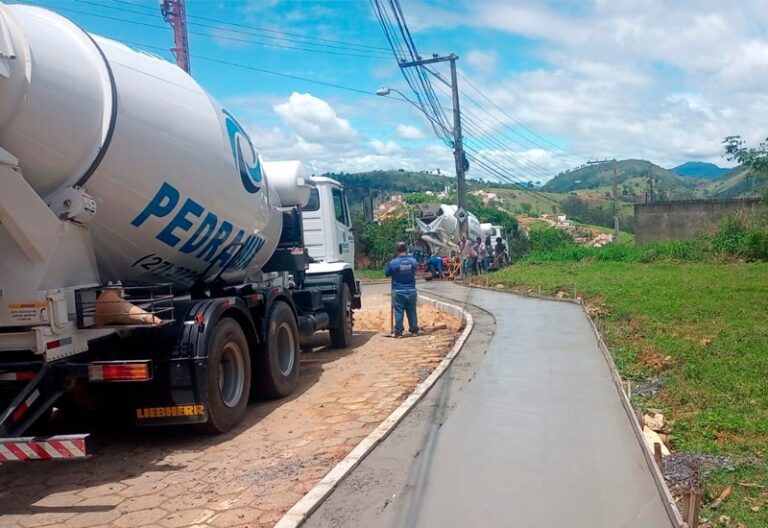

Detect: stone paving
[0, 290, 461, 528]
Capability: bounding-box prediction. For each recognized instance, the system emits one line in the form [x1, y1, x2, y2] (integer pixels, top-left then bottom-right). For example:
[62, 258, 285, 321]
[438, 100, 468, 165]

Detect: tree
[520, 202, 533, 214]
[723, 135, 768, 179]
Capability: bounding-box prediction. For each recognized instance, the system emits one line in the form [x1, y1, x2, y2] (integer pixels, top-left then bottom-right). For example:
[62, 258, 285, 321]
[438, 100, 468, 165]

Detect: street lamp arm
[375, 87, 452, 136]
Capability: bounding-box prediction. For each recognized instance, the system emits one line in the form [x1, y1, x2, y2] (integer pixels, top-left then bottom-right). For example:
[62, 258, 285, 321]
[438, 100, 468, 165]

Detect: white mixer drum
[0, 4, 284, 290]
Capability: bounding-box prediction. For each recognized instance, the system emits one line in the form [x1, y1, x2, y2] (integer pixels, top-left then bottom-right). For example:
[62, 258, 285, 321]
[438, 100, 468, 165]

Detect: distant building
[471, 189, 500, 205]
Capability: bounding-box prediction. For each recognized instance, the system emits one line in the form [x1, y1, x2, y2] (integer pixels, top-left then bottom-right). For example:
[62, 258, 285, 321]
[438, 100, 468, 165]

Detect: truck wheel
[254, 301, 300, 398]
[202, 318, 251, 434]
[329, 283, 353, 349]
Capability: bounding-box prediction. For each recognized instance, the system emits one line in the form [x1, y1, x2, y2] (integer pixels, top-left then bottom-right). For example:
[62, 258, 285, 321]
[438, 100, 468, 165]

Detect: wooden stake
[681, 488, 701, 528]
[635, 407, 644, 427]
[653, 442, 664, 472]
[389, 298, 394, 336]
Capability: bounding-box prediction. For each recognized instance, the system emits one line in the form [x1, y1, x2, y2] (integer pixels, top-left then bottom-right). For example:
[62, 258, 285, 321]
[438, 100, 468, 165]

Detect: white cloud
[465, 49, 498, 73]
[396, 124, 425, 140]
[398, 0, 768, 176]
[369, 139, 402, 155]
[273, 92, 357, 144]
[228, 1, 768, 182]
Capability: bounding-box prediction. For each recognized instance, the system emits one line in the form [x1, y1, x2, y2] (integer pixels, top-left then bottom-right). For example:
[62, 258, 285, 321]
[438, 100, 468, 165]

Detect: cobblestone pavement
[0, 290, 461, 528]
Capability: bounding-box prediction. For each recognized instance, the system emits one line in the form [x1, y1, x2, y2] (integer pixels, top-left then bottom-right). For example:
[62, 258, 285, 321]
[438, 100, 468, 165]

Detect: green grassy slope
[542, 159, 693, 194]
[487, 262, 768, 526]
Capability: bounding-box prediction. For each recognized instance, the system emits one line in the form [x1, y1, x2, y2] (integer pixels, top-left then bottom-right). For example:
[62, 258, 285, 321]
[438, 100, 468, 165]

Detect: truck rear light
[88, 361, 151, 382]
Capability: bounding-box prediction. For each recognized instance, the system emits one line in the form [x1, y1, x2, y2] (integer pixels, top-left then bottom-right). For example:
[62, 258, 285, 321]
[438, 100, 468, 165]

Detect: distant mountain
[671, 161, 729, 180]
[542, 159, 693, 194]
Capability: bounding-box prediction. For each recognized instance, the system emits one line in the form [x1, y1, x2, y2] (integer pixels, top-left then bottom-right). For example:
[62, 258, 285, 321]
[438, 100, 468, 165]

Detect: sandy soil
[0, 290, 461, 528]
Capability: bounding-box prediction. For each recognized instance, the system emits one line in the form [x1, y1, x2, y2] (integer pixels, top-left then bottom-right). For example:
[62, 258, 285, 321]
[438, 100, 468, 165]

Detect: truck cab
[301, 177, 355, 267]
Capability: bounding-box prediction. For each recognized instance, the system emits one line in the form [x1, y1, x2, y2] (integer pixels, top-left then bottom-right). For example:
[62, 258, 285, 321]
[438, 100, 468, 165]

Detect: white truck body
[0, 2, 359, 443]
[302, 176, 356, 269]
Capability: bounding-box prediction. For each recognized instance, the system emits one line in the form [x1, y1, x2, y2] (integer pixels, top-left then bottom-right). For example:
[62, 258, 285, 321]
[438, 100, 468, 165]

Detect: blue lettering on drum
[131, 182, 264, 270]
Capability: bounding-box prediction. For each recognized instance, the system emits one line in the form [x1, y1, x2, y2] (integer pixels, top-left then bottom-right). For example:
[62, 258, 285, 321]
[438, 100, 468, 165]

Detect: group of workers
[412, 235, 509, 279]
[384, 235, 511, 337]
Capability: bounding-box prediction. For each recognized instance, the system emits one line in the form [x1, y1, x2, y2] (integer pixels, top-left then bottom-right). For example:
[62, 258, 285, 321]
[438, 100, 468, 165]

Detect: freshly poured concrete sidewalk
[306, 283, 676, 528]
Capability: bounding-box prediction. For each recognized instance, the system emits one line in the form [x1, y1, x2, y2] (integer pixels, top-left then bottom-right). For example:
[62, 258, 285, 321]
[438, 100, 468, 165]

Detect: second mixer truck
[0, 2, 362, 455]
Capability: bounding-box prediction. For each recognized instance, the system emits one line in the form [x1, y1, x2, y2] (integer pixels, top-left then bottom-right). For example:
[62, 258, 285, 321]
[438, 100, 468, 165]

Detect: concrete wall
[634, 198, 762, 244]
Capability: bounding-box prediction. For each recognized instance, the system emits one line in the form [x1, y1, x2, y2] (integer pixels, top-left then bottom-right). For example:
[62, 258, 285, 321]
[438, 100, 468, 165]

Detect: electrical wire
[108, 0, 393, 53]
[458, 71, 572, 154]
[118, 40, 380, 96]
[30, 0, 565, 202]
[370, 0, 452, 145]
[40, 1, 391, 60]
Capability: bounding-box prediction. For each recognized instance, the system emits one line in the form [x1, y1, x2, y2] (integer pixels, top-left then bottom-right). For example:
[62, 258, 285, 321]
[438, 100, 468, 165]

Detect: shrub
[711, 213, 768, 260]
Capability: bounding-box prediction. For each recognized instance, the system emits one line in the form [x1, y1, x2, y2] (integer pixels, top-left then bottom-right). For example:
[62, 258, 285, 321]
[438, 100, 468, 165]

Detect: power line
[40, 2, 391, 60]
[370, 0, 452, 145]
[457, 71, 572, 155]
[108, 0, 392, 53]
[423, 74, 568, 183]
[461, 113, 556, 179]
[118, 40, 379, 96]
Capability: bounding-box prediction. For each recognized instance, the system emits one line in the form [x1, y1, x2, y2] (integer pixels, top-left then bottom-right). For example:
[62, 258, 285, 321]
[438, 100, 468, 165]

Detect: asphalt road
[304, 282, 676, 528]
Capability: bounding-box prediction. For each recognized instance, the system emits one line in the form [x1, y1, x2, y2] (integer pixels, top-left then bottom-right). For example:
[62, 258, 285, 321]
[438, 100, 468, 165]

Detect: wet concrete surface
[304, 283, 675, 528]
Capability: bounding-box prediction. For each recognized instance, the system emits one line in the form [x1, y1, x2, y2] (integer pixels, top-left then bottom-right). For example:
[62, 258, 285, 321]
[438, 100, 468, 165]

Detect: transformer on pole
[160, 0, 190, 74]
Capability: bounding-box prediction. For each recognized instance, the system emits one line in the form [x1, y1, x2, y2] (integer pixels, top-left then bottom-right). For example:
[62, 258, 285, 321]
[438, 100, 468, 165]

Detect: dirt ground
[0, 288, 461, 528]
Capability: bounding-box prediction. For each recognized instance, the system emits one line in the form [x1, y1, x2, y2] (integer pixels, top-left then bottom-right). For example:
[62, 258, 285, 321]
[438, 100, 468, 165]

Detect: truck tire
[254, 301, 300, 398]
[201, 318, 252, 434]
[329, 283, 353, 349]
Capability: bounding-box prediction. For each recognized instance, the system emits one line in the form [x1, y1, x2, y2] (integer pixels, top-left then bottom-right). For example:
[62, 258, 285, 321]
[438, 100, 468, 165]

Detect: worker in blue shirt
[384, 241, 419, 337]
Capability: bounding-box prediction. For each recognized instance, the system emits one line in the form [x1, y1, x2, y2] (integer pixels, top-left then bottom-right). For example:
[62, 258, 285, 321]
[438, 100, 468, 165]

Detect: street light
[376, 59, 469, 239]
[376, 87, 451, 136]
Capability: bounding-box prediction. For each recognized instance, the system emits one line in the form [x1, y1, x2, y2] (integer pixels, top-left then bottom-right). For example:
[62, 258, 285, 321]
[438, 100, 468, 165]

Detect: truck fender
[257, 287, 298, 339]
[302, 271, 360, 328]
[134, 298, 258, 427]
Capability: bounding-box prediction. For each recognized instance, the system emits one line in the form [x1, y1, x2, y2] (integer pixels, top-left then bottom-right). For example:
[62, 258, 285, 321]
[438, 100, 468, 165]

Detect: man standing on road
[384, 241, 419, 337]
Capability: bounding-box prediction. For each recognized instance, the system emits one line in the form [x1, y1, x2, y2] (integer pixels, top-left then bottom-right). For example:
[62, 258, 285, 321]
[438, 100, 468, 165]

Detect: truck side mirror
[362, 196, 374, 223]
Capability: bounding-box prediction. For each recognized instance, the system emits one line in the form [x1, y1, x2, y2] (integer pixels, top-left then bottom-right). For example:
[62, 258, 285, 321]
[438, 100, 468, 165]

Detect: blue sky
[16, 0, 768, 183]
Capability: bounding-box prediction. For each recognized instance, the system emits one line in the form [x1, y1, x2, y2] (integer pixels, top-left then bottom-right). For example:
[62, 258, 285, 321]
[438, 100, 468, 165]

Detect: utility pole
[612, 160, 620, 241]
[161, 0, 191, 74]
[399, 53, 468, 238]
[646, 161, 654, 204]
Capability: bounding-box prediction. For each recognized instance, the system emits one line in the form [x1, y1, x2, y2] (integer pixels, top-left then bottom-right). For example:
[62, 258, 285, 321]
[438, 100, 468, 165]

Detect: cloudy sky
[25, 0, 768, 183]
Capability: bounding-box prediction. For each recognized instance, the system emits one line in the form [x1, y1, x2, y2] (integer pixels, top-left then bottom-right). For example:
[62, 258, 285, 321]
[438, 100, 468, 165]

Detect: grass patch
[355, 268, 386, 280]
[527, 219, 551, 232]
[575, 222, 635, 245]
[489, 262, 768, 525]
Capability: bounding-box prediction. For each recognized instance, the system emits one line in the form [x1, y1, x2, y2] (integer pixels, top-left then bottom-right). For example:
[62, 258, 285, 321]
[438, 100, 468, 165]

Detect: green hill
[324, 170, 532, 206]
[542, 159, 694, 195]
[671, 161, 728, 180]
[704, 166, 768, 198]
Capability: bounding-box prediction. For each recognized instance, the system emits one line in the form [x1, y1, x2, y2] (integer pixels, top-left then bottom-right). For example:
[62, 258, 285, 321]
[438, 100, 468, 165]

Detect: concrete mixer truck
[0, 2, 362, 455]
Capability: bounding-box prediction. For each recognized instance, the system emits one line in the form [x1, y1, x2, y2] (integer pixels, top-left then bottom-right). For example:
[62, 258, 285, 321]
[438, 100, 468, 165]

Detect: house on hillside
[471, 189, 501, 205]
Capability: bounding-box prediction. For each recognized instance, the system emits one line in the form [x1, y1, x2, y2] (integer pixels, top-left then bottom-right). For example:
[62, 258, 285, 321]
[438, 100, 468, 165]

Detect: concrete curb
[274, 294, 474, 528]
[583, 312, 684, 527]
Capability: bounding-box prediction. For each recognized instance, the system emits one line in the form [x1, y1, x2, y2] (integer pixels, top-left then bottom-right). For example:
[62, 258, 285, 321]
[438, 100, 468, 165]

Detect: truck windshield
[302, 188, 320, 211]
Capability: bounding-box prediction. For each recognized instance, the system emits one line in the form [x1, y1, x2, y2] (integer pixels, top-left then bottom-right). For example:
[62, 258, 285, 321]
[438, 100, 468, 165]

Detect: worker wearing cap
[384, 241, 419, 337]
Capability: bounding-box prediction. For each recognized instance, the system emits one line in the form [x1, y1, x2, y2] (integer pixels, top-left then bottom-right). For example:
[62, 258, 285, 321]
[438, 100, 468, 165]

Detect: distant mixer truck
[0, 2, 361, 458]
